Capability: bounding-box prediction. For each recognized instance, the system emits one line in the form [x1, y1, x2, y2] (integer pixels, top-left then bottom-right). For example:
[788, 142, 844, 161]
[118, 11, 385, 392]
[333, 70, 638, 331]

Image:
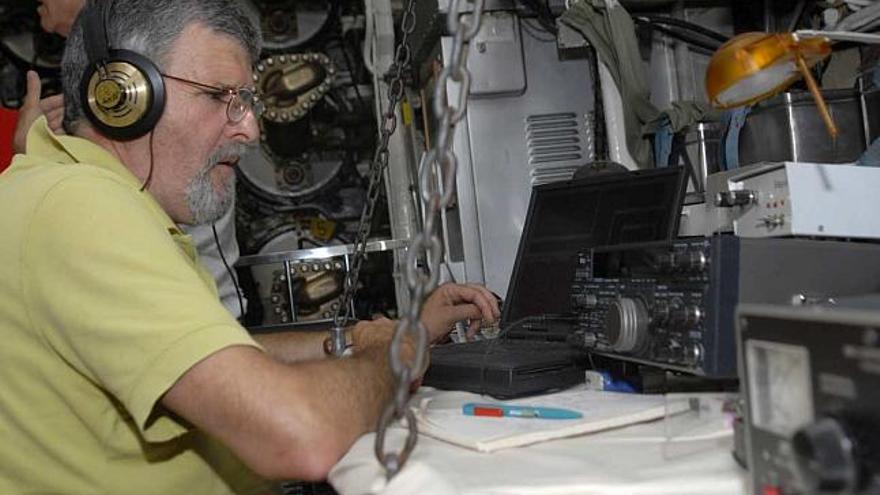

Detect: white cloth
[181, 199, 245, 319]
[328, 390, 748, 495]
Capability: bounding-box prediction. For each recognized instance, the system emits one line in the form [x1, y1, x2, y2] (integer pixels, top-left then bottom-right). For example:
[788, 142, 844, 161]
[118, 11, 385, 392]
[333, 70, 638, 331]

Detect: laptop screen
[500, 167, 687, 327]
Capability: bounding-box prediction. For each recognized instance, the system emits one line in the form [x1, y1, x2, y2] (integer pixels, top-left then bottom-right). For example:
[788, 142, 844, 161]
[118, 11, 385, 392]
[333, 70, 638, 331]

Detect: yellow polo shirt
[0, 118, 272, 494]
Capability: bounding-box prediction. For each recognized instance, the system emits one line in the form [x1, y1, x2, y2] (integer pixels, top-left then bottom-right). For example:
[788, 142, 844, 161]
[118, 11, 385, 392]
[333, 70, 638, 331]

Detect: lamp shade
[706, 32, 831, 109]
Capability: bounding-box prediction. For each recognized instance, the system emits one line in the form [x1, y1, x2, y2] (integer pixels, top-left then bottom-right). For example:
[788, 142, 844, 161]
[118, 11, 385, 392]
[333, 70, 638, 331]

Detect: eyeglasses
[161, 72, 265, 123]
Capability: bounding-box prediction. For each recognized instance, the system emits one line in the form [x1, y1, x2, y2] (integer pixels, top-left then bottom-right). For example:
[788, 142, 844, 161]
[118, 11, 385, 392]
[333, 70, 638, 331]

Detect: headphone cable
[139, 131, 155, 191]
[138, 135, 245, 320]
[212, 222, 246, 320]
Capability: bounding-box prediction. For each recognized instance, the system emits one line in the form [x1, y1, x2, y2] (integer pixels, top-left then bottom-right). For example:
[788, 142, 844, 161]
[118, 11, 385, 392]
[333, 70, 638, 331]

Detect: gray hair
[61, 0, 262, 134]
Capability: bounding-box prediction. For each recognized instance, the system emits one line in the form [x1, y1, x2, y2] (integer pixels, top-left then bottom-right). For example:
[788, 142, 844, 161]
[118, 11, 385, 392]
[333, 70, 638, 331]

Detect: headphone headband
[82, 4, 110, 65]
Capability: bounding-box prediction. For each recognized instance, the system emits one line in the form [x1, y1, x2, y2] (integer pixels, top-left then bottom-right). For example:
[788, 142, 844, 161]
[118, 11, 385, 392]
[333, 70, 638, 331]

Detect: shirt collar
[27, 117, 186, 237]
[27, 117, 146, 191]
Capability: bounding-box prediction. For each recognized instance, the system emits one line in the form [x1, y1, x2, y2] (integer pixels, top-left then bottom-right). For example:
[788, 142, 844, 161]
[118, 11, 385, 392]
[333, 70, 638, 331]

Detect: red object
[0, 107, 19, 174]
[762, 486, 781, 495]
[473, 407, 504, 417]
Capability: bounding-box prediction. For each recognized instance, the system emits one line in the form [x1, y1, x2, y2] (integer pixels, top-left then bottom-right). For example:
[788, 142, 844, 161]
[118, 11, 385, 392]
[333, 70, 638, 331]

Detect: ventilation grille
[525, 112, 588, 186]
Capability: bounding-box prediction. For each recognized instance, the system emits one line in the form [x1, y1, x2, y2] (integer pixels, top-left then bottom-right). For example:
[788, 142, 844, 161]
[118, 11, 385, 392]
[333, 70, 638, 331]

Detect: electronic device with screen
[738, 304, 880, 495]
[424, 167, 688, 398]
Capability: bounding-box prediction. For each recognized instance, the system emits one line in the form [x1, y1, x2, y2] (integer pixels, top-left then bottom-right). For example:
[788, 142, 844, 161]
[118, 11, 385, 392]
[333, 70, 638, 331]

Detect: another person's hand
[12, 71, 65, 154]
[420, 283, 500, 343]
[42, 92, 65, 136]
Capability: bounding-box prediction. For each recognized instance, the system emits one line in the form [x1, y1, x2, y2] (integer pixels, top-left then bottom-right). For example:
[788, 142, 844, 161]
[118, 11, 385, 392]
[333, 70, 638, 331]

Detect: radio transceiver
[570, 236, 880, 377]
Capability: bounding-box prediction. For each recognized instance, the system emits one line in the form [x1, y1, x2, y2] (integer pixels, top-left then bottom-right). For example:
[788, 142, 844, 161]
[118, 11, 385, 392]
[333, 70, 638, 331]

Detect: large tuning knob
[792, 417, 859, 493]
[604, 297, 649, 353]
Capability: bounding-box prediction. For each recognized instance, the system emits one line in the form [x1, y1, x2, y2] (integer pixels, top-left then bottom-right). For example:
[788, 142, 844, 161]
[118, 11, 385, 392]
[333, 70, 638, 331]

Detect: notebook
[424, 167, 688, 398]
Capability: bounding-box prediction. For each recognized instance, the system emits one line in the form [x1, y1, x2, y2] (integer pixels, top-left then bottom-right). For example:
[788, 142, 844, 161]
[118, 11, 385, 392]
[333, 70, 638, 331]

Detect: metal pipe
[672, 1, 695, 101]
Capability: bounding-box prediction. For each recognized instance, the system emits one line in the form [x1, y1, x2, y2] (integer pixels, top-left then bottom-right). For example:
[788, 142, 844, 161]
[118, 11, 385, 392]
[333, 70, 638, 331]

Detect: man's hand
[420, 283, 501, 343]
[12, 71, 65, 154]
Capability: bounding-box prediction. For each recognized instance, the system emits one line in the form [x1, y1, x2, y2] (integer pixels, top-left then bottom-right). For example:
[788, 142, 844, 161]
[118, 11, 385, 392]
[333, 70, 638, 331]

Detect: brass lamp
[706, 32, 836, 137]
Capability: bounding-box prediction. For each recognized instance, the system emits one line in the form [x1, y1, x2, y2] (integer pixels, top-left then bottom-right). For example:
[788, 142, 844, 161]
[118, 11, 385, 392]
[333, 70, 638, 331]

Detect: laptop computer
[423, 167, 687, 398]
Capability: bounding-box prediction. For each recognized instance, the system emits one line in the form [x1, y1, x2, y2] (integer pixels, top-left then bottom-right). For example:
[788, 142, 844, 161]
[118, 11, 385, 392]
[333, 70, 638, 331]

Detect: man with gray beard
[182, 141, 251, 320]
[0, 0, 500, 493]
[12, 0, 249, 321]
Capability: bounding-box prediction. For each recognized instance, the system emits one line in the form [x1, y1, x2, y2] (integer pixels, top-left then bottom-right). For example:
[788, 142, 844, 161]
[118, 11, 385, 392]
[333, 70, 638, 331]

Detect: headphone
[80, 2, 165, 140]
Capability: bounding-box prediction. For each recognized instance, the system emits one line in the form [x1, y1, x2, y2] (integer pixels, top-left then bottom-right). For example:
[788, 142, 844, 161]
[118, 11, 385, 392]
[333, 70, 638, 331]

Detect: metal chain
[374, 0, 486, 479]
[329, 0, 419, 353]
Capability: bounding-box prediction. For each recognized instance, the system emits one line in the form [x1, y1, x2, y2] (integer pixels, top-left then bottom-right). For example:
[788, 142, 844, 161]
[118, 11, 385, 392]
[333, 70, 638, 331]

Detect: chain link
[330, 0, 420, 348]
[374, 0, 486, 480]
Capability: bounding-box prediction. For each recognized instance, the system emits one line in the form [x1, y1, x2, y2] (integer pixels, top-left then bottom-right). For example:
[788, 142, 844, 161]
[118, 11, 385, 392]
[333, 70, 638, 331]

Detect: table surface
[328, 389, 750, 495]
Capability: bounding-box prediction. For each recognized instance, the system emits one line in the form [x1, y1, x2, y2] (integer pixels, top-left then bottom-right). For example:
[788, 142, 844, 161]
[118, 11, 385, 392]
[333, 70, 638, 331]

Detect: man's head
[37, 0, 86, 37]
[60, 0, 262, 225]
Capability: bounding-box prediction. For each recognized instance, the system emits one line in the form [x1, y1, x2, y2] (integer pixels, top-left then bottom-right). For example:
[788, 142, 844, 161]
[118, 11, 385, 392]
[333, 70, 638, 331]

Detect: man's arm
[251, 282, 500, 363]
[162, 283, 498, 481]
[161, 319, 399, 481]
[251, 331, 330, 363]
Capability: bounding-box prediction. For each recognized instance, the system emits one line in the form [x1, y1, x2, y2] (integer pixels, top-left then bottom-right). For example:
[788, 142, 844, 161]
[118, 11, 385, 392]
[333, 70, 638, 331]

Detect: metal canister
[739, 89, 866, 166]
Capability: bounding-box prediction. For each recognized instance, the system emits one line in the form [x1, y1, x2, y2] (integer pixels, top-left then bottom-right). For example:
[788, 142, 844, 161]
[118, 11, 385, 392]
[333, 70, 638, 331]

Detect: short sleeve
[22, 173, 260, 442]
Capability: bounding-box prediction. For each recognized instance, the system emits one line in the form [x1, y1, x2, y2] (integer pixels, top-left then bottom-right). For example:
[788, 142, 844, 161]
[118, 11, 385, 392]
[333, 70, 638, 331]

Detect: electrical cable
[362, 0, 376, 75]
[787, 0, 808, 32]
[332, 35, 368, 111]
[634, 14, 730, 44]
[516, 0, 558, 34]
[212, 222, 246, 320]
[520, 17, 558, 42]
[632, 18, 722, 53]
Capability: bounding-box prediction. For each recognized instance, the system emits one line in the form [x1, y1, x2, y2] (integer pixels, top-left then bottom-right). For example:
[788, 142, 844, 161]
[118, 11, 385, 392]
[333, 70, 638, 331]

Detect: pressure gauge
[746, 339, 815, 437]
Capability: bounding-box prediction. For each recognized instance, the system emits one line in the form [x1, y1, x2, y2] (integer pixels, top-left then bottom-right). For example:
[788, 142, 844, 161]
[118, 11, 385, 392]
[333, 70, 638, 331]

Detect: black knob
[715, 189, 755, 207]
[792, 417, 858, 493]
[653, 302, 671, 325]
[604, 297, 649, 353]
[671, 305, 703, 328]
[682, 251, 707, 272]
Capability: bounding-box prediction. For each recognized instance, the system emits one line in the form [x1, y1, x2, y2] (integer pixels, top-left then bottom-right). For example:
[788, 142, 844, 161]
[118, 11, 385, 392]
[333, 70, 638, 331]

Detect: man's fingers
[441, 303, 482, 327]
[45, 108, 65, 134]
[465, 283, 501, 318]
[451, 283, 500, 321]
[40, 93, 64, 112]
[12, 72, 45, 154]
[467, 318, 482, 338]
[24, 71, 42, 107]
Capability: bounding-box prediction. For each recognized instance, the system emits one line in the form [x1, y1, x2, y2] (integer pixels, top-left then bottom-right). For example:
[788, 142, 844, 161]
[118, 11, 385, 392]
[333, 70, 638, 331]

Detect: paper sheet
[414, 388, 685, 452]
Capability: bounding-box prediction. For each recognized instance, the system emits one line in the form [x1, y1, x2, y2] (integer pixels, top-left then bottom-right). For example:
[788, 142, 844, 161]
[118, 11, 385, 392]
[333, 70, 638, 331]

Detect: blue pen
[462, 402, 583, 420]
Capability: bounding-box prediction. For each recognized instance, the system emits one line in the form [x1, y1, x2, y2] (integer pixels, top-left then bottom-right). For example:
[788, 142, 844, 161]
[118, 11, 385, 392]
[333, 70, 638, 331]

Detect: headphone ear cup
[80, 49, 165, 140]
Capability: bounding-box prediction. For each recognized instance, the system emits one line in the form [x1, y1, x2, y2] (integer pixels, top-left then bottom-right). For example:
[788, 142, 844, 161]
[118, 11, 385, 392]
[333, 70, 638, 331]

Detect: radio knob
[575, 293, 598, 308]
[683, 251, 707, 272]
[656, 252, 676, 271]
[652, 302, 671, 324]
[792, 417, 859, 493]
[672, 305, 703, 327]
[604, 297, 649, 353]
[683, 343, 702, 365]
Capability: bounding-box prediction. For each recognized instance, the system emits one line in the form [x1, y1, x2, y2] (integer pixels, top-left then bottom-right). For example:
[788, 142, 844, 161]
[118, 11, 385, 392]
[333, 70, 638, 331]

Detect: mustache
[205, 141, 256, 169]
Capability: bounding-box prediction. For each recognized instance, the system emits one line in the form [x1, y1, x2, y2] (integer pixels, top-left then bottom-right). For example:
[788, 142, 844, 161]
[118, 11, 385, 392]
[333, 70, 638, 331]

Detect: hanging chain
[374, 0, 486, 480]
[329, 0, 419, 353]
